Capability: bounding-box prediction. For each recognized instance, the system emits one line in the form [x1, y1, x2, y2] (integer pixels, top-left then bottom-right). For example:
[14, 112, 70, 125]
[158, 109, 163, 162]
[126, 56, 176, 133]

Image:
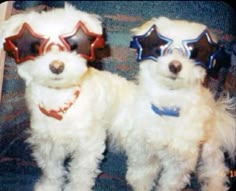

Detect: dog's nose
[49, 60, 65, 74]
[169, 60, 182, 74]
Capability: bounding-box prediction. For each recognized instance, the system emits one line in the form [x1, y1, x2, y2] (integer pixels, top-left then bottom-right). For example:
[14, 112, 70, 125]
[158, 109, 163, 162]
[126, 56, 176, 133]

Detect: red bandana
[38, 88, 80, 120]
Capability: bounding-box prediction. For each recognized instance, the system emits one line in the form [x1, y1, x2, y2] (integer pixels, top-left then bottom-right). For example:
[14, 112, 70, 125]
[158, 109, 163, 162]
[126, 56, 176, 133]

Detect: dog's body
[109, 17, 236, 191]
[0, 4, 135, 191]
[24, 67, 135, 191]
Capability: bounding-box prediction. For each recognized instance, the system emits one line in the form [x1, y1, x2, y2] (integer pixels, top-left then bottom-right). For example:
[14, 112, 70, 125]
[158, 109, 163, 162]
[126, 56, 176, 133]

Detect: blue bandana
[151, 103, 180, 117]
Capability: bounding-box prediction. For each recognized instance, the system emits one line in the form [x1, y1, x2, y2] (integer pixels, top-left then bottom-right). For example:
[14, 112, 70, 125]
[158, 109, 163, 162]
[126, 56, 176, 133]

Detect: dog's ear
[195, 66, 207, 84]
[0, 14, 26, 48]
[208, 29, 218, 44]
[131, 17, 170, 36]
[131, 17, 158, 35]
[63, 2, 103, 35]
[17, 63, 33, 85]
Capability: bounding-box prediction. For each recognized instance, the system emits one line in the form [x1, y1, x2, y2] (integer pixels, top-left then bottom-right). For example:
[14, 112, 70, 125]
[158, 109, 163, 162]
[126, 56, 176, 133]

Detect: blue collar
[151, 103, 180, 117]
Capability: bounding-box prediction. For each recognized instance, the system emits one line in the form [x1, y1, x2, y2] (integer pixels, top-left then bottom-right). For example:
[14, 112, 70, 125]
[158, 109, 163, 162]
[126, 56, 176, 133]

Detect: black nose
[169, 60, 182, 74]
[49, 60, 65, 74]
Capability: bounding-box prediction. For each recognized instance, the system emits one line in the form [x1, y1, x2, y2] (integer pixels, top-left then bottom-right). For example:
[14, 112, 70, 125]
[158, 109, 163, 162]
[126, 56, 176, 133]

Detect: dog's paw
[34, 178, 62, 191]
[64, 183, 93, 191]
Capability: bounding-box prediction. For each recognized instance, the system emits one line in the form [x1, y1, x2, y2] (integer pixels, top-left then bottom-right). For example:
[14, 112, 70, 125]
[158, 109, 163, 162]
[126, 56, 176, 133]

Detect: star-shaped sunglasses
[130, 25, 219, 70]
[4, 21, 104, 64]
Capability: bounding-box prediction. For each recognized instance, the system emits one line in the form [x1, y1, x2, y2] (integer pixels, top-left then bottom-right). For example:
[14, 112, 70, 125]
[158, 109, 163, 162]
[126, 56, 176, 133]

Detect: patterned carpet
[0, 1, 235, 191]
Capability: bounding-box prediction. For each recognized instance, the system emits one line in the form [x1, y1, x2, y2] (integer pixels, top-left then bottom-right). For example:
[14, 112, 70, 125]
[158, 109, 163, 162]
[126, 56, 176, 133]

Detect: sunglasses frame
[4, 21, 104, 64]
[130, 25, 219, 70]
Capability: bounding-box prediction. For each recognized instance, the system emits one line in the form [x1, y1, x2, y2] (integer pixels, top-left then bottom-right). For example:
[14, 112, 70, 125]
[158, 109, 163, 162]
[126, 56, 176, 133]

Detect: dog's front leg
[32, 142, 67, 191]
[126, 151, 162, 191]
[64, 129, 106, 191]
[198, 142, 229, 191]
[156, 149, 199, 191]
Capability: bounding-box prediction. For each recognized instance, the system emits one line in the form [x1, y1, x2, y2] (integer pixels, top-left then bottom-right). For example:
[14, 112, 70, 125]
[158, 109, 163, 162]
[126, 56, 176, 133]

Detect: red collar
[38, 88, 80, 120]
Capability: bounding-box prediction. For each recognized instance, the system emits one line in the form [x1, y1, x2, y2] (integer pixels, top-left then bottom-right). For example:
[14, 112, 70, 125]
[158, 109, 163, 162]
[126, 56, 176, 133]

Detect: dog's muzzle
[130, 25, 219, 70]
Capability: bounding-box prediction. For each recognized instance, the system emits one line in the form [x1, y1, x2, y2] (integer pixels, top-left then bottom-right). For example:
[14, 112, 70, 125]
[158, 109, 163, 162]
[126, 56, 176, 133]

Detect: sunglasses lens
[63, 28, 96, 58]
[130, 26, 170, 61]
[140, 30, 169, 59]
[12, 30, 42, 59]
[4, 23, 48, 64]
[186, 32, 217, 67]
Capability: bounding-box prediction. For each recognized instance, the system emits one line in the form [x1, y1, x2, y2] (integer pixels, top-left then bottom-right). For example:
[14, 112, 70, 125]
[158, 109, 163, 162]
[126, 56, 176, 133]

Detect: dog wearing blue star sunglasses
[109, 17, 235, 191]
[0, 3, 136, 191]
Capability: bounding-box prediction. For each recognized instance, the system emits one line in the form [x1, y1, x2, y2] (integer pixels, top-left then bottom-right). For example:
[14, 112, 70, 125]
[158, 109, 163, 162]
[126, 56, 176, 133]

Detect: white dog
[0, 4, 136, 191]
[109, 17, 236, 191]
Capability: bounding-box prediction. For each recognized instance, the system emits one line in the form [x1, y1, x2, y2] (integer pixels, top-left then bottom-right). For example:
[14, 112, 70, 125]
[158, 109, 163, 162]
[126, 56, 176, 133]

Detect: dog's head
[130, 17, 218, 89]
[0, 3, 104, 88]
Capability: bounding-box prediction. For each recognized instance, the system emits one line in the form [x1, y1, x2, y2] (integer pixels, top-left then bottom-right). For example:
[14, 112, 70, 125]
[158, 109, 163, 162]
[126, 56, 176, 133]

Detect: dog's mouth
[46, 77, 67, 89]
[166, 74, 179, 81]
[51, 77, 63, 81]
[169, 75, 177, 80]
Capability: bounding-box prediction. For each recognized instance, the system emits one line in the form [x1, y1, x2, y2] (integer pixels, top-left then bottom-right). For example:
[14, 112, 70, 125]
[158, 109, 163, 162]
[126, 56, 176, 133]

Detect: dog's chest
[146, 90, 211, 130]
[26, 85, 91, 128]
[149, 90, 194, 111]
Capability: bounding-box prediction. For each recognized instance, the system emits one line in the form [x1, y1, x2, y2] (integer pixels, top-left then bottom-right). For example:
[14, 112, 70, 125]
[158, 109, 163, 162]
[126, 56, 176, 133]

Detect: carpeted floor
[0, 1, 235, 191]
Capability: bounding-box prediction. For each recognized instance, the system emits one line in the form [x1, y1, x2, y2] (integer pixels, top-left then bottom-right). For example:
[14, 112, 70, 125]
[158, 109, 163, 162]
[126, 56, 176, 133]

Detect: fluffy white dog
[109, 17, 236, 191]
[0, 4, 135, 191]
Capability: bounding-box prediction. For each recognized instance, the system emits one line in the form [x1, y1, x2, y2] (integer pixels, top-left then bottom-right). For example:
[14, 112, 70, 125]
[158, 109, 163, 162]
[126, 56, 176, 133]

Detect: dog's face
[131, 17, 218, 89]
[0, 4, 104, 88]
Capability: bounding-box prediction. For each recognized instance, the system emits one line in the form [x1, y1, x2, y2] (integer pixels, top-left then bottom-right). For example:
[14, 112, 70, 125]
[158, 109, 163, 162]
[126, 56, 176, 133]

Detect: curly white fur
[109, 17, 236, 191]
[0, 4, 136, 191]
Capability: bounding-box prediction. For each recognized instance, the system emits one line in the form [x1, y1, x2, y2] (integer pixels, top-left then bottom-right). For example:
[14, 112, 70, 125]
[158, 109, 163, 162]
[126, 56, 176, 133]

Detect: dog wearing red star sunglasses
[0, 3, 136, 191]
[109, 17, 236, 191]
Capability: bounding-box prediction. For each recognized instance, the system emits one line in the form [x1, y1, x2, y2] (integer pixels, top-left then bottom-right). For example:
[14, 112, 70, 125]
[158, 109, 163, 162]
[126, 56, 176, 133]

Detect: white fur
[0, 4, 136, 191]
[109, 17, 236, 191]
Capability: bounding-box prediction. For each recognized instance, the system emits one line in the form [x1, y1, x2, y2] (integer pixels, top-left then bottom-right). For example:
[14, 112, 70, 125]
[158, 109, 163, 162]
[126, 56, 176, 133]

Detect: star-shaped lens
[130, 25, 172, 61]
[4, 23, 49, 64]
[184, 30, 218, 69]
[60, 21, 104, 61]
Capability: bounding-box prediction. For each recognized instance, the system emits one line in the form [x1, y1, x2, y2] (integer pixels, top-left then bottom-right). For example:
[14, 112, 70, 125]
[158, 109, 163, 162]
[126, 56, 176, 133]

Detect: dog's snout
[169, 60, 182, 74]
[49, 60, 65, 74]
